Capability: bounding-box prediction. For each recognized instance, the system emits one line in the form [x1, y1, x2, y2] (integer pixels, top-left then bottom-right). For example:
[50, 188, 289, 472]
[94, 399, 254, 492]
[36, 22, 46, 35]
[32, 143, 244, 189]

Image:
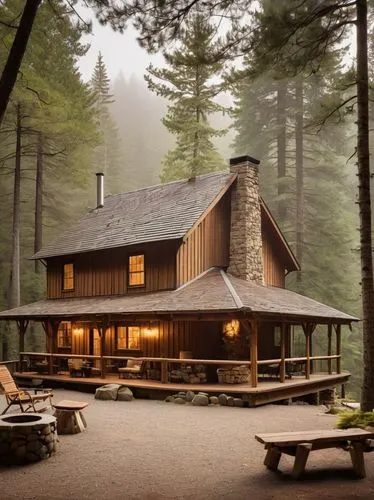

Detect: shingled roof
[0, 269, 357, 323]
[33, 171, 236, 259]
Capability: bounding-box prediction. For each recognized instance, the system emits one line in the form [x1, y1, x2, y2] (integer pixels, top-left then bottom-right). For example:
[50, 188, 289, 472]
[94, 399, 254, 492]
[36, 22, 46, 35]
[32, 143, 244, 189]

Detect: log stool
[54, 400, 88, 435]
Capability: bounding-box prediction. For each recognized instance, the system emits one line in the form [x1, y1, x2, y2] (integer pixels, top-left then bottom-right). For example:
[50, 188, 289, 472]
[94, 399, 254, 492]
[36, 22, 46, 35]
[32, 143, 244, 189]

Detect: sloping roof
[0, 269, 357, 323]
[33, 171, 236, 259]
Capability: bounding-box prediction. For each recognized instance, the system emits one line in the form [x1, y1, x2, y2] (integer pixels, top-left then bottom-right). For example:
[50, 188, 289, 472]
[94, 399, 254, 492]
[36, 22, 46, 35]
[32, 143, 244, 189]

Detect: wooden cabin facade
[0, 156, 356, 405]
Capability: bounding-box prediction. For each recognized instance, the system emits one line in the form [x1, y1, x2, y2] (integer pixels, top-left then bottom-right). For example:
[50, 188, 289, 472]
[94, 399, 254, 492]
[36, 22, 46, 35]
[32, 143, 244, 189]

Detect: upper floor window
[58, 321, 72, 348]
[128, 254, 145, 287]
[63, 263, 74, 290]
[117, 326, 140, 350]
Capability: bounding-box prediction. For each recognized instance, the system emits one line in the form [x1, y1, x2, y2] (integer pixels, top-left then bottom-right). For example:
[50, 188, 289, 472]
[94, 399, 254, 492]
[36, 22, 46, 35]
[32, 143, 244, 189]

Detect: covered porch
[0, 268, 356, 403]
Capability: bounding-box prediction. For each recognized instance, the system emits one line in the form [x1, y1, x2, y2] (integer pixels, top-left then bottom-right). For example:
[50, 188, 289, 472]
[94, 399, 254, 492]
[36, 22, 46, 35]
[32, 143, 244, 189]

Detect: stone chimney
[227, 155, 264, 284]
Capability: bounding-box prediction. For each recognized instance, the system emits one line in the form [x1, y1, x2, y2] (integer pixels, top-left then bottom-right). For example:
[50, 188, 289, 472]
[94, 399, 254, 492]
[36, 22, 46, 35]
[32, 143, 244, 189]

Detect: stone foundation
[217, 365, 250, 384]
[0, 413, 57, 465]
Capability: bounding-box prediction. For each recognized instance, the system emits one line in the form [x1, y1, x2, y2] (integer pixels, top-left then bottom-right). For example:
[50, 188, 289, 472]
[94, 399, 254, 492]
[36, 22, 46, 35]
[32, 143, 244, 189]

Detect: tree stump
[54, 400, 88, 435]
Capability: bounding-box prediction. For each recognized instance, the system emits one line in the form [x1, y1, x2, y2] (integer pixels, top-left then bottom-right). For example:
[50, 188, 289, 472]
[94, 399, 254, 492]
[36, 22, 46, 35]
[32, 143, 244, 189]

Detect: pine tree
[91, 53, 124, 194]
[145, 14, 227, 181]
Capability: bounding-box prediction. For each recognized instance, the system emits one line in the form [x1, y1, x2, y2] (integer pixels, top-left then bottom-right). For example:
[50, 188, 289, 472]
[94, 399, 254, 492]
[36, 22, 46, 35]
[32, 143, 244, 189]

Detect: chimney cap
[229, 155, 260, 167]
[96, 172, 104, 176]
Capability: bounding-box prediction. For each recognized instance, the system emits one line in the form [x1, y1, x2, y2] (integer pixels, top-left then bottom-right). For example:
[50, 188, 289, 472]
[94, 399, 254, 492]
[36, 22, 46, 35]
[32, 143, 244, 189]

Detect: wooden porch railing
[0, 359, 19, 373]
[19, 352, 342, 386]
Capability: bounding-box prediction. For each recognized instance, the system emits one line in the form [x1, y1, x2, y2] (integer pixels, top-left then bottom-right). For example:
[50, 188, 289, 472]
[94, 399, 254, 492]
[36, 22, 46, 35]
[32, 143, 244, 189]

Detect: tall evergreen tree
[91, 53, 124, 194]
[145, 14, 227, 181]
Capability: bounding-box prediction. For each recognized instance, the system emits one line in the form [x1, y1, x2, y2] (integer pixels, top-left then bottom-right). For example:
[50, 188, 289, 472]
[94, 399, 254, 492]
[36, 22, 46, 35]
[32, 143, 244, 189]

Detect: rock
[233, 398, 244, 408]
[227, 397, 235, 407]
[189, 376, 201, 384]
[174, 398, 186, 404]
[95, 384, 121, 400]
[26, 440, 42, 452]
[192, 394, 209, 406]
[27, 433, 39, 442]
[117, 386, 134, 401]
[197, 392, 209, 397]
[26, 452, 38, 462]
[15, 445, 26, 460]
[218, 394, 228, 406]
[165, 396, 175, 403]
[209, 396, 219, 405]
[185, 391, 195, 402]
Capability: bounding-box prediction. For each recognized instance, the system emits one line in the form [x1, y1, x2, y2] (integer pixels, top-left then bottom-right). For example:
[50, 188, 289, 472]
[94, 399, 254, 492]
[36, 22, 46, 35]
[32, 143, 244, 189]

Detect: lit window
[128, 254, 145, 286]
[117, 326, 140, 350]
[128, 327, 140, 349]
[63, 263, 74, 290]
[58, 322, 72, 348]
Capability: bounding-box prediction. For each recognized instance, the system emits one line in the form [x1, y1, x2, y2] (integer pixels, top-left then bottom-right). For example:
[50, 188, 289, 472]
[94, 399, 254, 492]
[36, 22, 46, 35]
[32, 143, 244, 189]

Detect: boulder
[185, 391, 195, 402]
[165, 396, 175, 403]
[174, 397, 186, 405]
[95, 384, 121, 401]
[192, 394, 209, 406]
[209, 396, 219, 405]
[227, 396, 235, 407]
[233, 398, 244, 408]
[117, 386, 134, 401]
[218, 394, 228, 406]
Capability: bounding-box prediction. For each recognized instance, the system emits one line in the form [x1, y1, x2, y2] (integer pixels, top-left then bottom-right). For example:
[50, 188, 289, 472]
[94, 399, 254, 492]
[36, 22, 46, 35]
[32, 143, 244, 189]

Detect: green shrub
[337, 410, 374, 429]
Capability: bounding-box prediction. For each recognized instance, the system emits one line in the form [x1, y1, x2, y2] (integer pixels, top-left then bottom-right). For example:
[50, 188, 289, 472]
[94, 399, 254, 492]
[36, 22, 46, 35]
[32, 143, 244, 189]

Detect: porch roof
[0, 269, 357, 323]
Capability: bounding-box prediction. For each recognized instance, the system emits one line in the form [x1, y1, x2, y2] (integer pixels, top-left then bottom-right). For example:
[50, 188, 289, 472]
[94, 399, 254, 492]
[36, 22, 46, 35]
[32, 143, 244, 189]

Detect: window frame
[57, 321, 72, 348]
[127, 253, 145, 288]
[62, 262, 74, 291]
[116, 325, 141, 351]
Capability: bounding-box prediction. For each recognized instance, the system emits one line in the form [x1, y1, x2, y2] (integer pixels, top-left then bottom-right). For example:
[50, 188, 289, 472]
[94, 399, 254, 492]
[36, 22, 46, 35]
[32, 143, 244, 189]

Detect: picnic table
[255, 429, 374, 479]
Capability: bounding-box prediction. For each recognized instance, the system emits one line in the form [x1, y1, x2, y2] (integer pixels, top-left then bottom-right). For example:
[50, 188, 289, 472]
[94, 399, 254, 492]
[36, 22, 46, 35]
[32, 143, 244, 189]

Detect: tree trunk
[0, 0, 41, 127]
[357, 0, 374, 411]
[277, 81, 287, 222]
[8, 103, 22, 309]
[295, 78, 304, 280]
[34, 131, 43, 273]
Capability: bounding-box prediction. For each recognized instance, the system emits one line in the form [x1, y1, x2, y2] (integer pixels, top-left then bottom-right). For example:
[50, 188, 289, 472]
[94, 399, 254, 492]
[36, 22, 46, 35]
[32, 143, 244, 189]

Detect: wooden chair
[68, 358, 84, 377]
[0, 365, 53, 415]
[118, 359, 147, 379]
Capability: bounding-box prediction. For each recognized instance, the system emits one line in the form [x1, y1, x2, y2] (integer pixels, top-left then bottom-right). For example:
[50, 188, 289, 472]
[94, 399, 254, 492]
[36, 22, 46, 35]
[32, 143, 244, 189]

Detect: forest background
[0, 0, 364, 398]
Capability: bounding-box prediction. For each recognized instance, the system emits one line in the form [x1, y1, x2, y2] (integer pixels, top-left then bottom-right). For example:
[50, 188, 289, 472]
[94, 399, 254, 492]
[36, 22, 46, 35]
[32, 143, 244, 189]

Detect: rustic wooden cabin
[0, 155, 357, 406]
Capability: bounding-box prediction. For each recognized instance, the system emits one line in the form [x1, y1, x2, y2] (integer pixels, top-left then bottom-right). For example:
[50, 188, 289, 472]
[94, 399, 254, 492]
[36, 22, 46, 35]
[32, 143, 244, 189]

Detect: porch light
[145, 323, 158, 337]
[223, 320, 240, 340]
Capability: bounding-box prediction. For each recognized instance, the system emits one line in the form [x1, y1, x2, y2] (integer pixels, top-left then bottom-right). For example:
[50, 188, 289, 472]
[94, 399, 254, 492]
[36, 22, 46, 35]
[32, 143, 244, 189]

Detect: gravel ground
[1, 388, 374, 500]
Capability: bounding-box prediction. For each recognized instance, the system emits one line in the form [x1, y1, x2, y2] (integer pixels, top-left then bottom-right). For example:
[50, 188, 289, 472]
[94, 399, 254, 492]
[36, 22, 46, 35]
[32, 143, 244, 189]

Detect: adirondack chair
[0, 365, 53, 415]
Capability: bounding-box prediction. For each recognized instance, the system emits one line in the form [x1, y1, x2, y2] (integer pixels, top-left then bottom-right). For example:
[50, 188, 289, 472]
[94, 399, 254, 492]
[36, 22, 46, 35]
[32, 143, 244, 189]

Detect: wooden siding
[47, 241, 177, 299]
[262, 221, 286, 288]
[176, 193, 231, 286]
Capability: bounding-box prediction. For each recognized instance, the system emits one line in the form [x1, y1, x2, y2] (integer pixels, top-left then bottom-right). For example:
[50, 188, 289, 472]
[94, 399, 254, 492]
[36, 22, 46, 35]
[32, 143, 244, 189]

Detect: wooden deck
[13, 371, 350, 407]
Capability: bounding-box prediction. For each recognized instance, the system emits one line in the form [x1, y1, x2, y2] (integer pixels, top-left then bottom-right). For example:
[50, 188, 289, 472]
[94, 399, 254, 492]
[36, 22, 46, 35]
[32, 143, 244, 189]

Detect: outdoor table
[54, 400, 88, 434]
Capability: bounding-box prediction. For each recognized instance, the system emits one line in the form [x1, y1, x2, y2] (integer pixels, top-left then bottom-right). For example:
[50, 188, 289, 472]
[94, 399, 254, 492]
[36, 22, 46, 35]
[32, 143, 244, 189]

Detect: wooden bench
[54, 400, 88, 435]
[255, 429, 374, 479]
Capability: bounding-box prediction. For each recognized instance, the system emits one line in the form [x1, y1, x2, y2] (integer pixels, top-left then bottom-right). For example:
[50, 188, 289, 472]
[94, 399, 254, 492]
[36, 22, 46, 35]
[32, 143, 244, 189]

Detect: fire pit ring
[0, 413, 57, 465]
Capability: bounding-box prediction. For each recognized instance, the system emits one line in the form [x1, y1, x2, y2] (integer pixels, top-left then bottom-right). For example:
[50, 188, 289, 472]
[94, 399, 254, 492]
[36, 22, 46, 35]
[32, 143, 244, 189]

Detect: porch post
[16, 319, 28, 372]
[98, 320, 109, 379]
[250, 319, 258, 388]
[279, 323, 286, 383]
[327, 324, 332, 374]
[336, 324, 341, 374]
[303, 324, 311, 380]
[43, 320, 60, 375]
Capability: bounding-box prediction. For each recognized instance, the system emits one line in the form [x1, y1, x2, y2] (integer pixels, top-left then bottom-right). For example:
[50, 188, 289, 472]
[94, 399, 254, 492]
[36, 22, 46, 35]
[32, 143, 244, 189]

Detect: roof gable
[33, 171, 236, 259]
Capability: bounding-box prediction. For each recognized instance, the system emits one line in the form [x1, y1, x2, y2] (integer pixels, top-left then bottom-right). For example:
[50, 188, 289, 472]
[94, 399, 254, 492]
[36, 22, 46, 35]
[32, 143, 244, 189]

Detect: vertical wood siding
[47, 241, 177, 299]
[176, 193, 231, 286]
[262, 222, 286, 288]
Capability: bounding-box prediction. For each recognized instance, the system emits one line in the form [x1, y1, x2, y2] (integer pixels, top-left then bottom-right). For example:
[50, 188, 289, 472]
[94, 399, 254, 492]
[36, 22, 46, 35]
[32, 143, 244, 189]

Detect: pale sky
[78, 13, 164, 82]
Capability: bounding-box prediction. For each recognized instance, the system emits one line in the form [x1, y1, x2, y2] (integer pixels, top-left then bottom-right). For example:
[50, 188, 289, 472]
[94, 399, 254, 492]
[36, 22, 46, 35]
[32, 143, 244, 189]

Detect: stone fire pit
[0, 413, 57, 465]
